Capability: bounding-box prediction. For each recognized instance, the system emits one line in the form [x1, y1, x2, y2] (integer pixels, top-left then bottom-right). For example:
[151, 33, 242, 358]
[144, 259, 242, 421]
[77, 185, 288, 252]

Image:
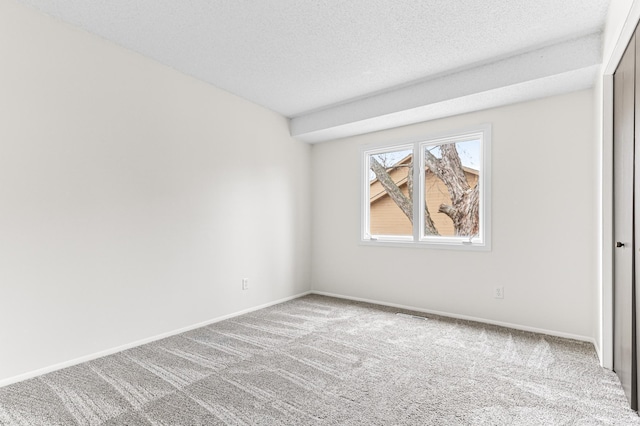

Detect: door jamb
[603, 2, 640, 370]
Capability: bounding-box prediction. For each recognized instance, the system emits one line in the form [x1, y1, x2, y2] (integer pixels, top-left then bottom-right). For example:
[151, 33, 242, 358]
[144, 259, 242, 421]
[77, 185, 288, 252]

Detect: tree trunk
[438, 186, 479, 236]
[425, 144, 479, 236]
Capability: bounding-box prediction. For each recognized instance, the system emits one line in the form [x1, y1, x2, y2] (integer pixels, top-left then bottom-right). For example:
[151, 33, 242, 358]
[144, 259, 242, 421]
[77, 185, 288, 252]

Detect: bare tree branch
[423, 148, 440, 175]
[370, 157, 440, 235]
[370, 156, 413, 223]
[369, 144, 479, 237]
[424, 144, 469, 201]
[415, 159, 439, 235]
[423, 206, 439, 235]
[438, 204, 456, 219]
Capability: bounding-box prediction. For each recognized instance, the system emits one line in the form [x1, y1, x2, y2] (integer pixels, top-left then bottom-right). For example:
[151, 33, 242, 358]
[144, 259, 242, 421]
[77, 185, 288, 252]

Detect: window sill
[359, 238, 491, 251]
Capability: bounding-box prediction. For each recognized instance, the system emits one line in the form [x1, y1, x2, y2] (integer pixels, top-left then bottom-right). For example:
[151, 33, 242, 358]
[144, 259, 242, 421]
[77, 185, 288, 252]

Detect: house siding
[370, 166, 478, 236]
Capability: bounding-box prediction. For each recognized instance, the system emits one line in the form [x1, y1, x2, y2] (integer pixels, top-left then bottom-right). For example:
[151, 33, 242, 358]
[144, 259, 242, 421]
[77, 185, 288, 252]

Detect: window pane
[423, 139, 481, 238]
[368, 148, 413, 237]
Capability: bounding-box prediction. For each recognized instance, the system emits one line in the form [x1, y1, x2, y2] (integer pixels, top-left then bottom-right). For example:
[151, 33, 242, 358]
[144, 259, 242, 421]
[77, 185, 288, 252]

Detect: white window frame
[361, 124, 491, 251]
[361, 143, 415, 243]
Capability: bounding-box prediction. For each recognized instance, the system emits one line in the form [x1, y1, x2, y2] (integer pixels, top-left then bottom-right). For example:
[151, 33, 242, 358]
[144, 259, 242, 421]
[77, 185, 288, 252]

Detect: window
[362, 125, 491, 250]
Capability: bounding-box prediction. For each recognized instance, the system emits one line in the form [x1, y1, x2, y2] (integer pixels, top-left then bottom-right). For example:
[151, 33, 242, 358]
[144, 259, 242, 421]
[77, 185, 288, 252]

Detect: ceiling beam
[291, 33, 602, 143]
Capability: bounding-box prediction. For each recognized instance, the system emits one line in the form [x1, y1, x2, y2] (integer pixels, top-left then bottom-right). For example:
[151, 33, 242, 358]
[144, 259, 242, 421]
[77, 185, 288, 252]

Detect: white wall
[0, 0, 310, 384]
[311, 90, 597, 341]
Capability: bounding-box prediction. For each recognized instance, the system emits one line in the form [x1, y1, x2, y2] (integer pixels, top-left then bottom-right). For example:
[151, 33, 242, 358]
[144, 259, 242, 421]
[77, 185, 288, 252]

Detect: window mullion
[413, 143, 421, 242]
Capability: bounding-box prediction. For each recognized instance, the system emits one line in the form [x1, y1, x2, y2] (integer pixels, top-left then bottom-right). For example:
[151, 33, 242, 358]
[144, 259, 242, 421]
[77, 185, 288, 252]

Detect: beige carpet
[0, 295, 638, 425]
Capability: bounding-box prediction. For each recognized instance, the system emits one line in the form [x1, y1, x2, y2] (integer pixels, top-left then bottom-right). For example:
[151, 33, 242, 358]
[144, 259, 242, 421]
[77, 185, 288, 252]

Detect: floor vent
[396, 313, 429, 321]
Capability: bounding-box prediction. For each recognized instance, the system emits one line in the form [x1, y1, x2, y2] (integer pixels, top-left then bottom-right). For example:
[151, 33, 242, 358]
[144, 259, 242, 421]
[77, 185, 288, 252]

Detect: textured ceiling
[16, 0, 610, 120]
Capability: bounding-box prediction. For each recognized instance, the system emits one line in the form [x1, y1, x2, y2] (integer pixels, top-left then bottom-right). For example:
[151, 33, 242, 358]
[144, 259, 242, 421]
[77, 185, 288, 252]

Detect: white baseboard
[0, 291, 311, 389]
[593, 339, 604, 367]
[312, 291, 600, 359]
[2, 289, 602, 388]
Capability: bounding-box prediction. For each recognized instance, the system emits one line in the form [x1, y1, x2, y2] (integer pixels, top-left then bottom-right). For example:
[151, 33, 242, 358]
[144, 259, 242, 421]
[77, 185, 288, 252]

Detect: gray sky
[370, 138, 481, 181]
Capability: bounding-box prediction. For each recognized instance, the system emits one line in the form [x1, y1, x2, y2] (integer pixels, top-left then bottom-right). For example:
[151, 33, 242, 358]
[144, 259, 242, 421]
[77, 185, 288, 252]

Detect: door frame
[603, 2, 640, 370]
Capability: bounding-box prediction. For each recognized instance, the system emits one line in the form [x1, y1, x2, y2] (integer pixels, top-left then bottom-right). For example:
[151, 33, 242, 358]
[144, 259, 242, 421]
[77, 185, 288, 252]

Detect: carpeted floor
[0, 295, 638, 425]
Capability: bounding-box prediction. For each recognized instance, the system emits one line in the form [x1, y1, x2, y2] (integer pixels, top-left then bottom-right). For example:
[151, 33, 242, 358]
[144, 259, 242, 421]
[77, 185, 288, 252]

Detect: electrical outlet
[494, 286, 504, 299]
[242, 278, 249, 290]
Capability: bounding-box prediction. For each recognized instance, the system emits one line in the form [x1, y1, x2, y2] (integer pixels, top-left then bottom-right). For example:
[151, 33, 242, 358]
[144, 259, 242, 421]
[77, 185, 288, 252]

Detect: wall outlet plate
[242, 278, 249, 290]
[494, 286, 504, 299]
